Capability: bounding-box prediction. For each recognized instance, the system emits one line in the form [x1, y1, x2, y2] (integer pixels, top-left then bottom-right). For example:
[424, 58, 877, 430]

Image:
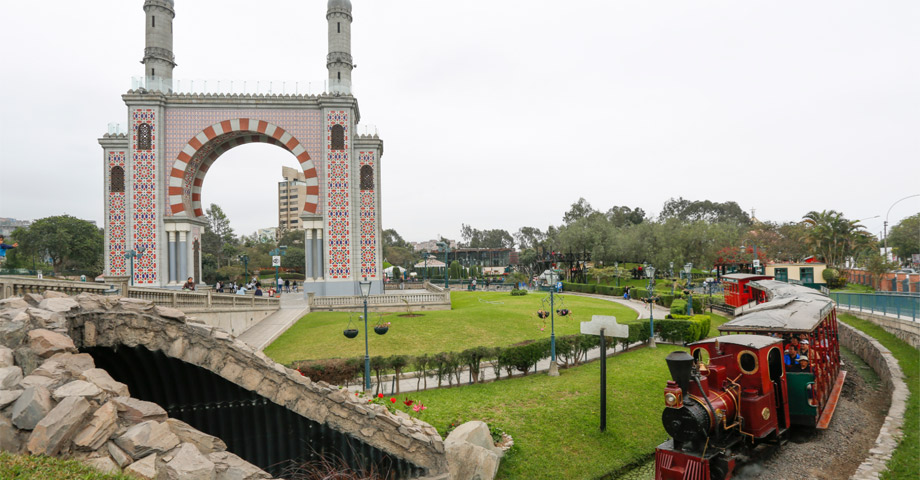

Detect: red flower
[390, 397, 396, 403]
[403, 397, 414, 407]
[377, 393, 384, 399]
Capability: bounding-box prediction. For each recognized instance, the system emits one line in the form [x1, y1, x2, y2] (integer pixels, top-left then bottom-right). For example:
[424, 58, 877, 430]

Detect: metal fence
[830, 292, 920, 322]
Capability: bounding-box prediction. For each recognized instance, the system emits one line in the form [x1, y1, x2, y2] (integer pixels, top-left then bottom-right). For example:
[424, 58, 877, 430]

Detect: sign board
[581, 315, 629, 338]
[272, 256, 281, 267]
[753, 259, 760, 268]
[912, 254, 920, 264]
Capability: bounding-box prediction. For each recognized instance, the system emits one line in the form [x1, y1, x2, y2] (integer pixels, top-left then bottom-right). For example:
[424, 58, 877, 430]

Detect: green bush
[510, 288, 528, 296]
[583, 284, 597, 294]
[290, 358, 362, 386]
[658, 294, 675, 308]
[499, 339, 552, 375]
[629, 287, 648, 300]
[666, 314, 712, 341]
[655, 318, 700, 344]
[670, 299, 688, 315]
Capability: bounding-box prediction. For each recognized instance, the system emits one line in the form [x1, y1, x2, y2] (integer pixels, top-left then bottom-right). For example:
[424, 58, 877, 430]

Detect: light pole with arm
[884, 194, 920, 258]
[125, 246, 146, 286]
[647, 265, 656, 348]
[270, 246, 287, 294]
[359, 277, 372, 391]
[436, 241, 450, 290]
[238, 254, 249, 283]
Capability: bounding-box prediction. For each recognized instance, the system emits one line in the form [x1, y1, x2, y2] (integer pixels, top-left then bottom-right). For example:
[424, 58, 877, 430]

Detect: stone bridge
[0, 292, 448, 479]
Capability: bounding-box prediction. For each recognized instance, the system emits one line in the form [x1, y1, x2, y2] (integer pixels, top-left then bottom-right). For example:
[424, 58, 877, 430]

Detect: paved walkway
[348, 293, 674, 395]
[237, 293, 310, 350]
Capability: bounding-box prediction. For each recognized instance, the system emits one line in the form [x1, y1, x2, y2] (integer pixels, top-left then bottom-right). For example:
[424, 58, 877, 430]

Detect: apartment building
[278, 166, 307, 233]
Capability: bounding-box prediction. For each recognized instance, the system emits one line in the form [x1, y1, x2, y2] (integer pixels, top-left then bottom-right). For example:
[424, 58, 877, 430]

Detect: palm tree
[802, 210, 870, 268]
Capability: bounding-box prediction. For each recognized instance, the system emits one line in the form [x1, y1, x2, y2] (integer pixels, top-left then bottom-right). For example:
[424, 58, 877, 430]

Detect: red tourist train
[655, 280, 844, 480]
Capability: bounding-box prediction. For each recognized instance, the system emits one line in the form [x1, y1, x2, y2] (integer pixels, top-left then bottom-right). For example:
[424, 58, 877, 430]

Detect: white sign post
[271, 256, 281, 267]
[580, 316, 630, 432]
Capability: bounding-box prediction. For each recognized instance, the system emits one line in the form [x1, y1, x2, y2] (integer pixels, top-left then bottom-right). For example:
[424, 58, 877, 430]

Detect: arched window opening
[360, 165, 374, 190]
[330, 124, 345, 150]
[110, 166, 125, 193]
[137, 123, 152, 150]
[337, 22, 341, 33]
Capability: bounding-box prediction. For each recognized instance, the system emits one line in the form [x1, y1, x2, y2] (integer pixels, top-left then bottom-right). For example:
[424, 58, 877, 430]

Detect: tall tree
[10, 216, 103, 275]
[660, 197, 751, 225]
[563, 198, 596, 225]
[460, 224, 514, 249]
[514, 226, 545, 250]
[888, 213, 920, 264]
[605, 205, 646, 227]
[203, 204, 238, 269]
[802, 210, 868, 268]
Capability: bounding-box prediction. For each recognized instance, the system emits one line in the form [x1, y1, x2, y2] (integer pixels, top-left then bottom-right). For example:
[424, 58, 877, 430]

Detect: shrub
[629, 287, 648, 300]
[670, 299, 688, 315]
[291, 358, 362, 387]
[499, 339, 551, 376]
[658, 294, 675, 308]
[511, 288, 528, 296]
[655, 318, 701, 344]
[665, 314, 712, 341]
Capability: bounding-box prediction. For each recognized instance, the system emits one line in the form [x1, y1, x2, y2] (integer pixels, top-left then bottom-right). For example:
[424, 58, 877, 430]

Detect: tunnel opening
[82, 345, 426, 478]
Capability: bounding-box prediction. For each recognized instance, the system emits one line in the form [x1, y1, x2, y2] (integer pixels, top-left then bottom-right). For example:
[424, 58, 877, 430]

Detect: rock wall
[839, 308, 920, 349]
[0, 292, 449, 479]
[837, 321, 909, 479]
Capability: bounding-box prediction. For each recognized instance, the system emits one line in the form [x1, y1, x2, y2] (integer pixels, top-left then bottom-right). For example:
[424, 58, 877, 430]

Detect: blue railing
[830, 292, 920, 322]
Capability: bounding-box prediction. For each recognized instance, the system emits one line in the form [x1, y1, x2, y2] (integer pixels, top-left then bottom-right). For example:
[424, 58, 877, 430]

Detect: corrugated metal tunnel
[83, 345, 426, 479]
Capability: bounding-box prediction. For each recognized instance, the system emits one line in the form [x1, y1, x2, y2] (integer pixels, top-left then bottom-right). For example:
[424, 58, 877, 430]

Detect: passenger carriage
[717, 280, 844, 428]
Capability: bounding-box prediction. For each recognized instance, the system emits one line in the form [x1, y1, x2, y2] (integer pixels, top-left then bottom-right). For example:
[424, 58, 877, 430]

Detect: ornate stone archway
[99, 0, 383, 296]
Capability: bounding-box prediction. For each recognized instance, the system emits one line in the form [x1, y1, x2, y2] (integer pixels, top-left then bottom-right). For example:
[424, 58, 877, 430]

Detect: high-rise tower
[142, 0, 176, 92]
[327, 0, 353, 94]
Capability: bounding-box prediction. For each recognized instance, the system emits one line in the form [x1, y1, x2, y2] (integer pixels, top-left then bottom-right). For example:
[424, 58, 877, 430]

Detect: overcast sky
[1, 1, 917, 243]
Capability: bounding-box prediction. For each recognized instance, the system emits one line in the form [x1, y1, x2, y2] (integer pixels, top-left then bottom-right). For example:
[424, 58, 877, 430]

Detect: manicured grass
[410, 344, 682, 480]
[838, 314, 919, 480]
[0, 452, 133, 479]
[831, 283, 876, 293]
[265, 292, 638, 365]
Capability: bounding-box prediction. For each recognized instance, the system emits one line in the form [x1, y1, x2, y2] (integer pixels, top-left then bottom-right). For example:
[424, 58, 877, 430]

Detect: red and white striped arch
[168, 119, 318, 217]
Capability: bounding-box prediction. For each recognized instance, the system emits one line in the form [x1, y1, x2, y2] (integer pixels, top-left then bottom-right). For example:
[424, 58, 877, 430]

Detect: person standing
[0, 235, 18, 267]
[284, 279, 290, 293]
[182, 277, 195, 290]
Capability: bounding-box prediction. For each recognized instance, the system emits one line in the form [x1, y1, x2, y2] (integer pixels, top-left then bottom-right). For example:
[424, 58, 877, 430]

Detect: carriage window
[110, 166, 125, 193]
[330, 124, 345, 150]
[137, 123, 152, 150]
[738, 350, 758, 374]
[692, 348, 710, 365]
[360, 165, 374, 190]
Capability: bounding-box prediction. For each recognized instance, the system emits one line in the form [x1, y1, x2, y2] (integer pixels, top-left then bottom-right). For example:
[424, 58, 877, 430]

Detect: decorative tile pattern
[359, 151, 377, 278]
[108, 151, 127, 276]
[132, 109, 158, 285]
[163, 109, 322, 216]
[326, 111, 350, 279]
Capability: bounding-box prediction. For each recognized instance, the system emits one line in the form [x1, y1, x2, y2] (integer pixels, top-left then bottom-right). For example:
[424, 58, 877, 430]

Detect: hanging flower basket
[343, 329, 359, 339]
[374, 326, 389, 335]
[537, 310, 549, 319]
[556, 308, 571, 317]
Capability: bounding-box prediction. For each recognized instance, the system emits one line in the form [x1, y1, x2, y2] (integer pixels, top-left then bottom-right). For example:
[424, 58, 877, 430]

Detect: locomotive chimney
[666, 351, 694, 395]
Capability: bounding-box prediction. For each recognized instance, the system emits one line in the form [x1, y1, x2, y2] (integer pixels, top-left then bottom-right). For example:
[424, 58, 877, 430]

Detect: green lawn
[838, 314, 918, 480]
[265, 291, 639, 365]
[410, 344, 682, 480]
[0, 452, 133, 479]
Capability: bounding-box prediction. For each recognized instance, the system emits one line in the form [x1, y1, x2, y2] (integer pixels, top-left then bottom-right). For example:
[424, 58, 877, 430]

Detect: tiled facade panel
[132, 109, 158, 285]
[359, 151, 377, 279]
[163, 109, 323, 215]
[108, 151, 127, 276]
[326, 111, 350, 279]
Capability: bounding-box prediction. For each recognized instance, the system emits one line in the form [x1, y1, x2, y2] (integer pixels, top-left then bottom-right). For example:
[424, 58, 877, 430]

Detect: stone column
[305, 229, 315, 281]
[168, 231, 177, 284]
[315, 229, 324, 280]
[178, 231, 188, 282]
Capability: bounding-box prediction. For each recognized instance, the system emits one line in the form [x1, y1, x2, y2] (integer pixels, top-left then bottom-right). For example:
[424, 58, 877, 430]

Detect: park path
[346, 292, 674, 395]
[237, 292, 310, 350]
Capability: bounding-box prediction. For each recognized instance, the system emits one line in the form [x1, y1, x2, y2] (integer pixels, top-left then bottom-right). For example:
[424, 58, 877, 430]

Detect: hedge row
[562, 281, 709, 312]
[290, 314, 713, 389]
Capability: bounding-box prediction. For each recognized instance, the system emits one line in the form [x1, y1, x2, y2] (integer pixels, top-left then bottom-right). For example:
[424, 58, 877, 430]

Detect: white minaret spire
[327, 0, 353, 94]
[142, 0, 176, 92]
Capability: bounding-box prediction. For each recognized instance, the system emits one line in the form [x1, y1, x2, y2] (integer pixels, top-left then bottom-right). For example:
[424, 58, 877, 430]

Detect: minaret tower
[141, 0, 176, 92]
[327, 0, 353, 94]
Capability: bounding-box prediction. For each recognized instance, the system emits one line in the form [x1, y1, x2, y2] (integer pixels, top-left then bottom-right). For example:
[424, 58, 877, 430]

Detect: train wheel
[710, 456, 731, 480]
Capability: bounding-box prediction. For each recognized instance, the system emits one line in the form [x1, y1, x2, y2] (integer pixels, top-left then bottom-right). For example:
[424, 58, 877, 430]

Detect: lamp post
[124, 246, 146, 286]
[684, 263, 693, 315]
[646, 266, 656, 348]
[670, 261, 675, 294]
[358, 277, 372, 391]
[238, 254, 249, 283]
[548, 288, 559, 376]
[884, 194, 920, 259]
[436, 241, 450, 290]
[614, 262, 620, 287]
[422, 253, 431, 283]
[270, 246, 287, 294]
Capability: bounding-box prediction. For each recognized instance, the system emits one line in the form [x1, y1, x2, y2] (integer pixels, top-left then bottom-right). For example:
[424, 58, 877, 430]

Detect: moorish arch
[99, 0, 383, 296]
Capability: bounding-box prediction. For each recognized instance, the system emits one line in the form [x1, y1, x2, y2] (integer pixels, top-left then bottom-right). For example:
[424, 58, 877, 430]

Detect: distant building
[411, 239, 458, 252]
[278, 166, 307, 233]
[445, 248, 518, 275]
[0, 217, 31, 237]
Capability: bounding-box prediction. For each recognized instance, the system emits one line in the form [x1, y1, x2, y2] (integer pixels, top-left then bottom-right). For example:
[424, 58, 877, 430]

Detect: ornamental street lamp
[270, 246, 287, 294]
[646, 266, 656, 348]
[548, 288, 559, 376]
[614, 262, 620, 287]
[423, 253, 432, 283]
[124, 246, 146, 286]
[358, 276, 372, 391]
[683, 263, 693, 315]
[436, 241, 450, 290]
[238, 254, 249, 282]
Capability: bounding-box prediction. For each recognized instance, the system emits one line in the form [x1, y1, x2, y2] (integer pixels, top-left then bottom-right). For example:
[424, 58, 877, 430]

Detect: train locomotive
[655, 281, 845, 480]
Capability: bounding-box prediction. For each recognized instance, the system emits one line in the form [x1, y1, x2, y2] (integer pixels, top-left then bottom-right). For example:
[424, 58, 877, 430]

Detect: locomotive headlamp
[665, 393, 678, 406]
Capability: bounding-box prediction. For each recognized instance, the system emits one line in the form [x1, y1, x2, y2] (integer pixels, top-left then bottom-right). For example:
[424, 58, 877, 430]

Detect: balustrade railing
[831, 292, 919, 322]
[310, 290, 450, 309]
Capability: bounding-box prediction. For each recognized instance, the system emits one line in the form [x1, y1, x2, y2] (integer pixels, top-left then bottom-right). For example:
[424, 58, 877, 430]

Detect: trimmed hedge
[670, 299, 687, 315]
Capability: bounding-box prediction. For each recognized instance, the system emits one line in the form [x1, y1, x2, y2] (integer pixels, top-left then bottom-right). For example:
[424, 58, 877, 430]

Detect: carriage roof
[690, 334, 782, 350]
[719, 280, 834, 333]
